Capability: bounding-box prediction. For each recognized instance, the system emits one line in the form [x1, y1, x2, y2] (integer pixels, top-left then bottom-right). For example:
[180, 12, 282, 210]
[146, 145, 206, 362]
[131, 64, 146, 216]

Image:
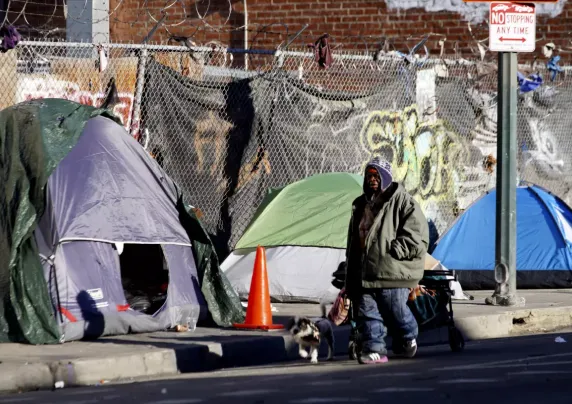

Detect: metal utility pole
[485, 51, 521, 307]
[481, 1, 538, 307]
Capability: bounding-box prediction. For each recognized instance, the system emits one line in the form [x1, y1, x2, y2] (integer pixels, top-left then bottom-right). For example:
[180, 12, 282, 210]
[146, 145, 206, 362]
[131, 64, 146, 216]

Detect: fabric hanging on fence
[139, 54, 572, 270]
[0, 25, 20, 53]
[309, 34, 333, 69]
[547, 55, 563, 81]
[517, 72, 543, 93]
[140, 57, 487, 256]
[138, 59, 246, 326]
[140, 58, 416, 256]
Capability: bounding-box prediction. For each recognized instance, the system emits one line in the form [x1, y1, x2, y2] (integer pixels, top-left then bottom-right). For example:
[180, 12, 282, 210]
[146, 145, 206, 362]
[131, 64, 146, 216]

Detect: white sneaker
[358, 352, 389, 364]
[403, 339, 417, 358]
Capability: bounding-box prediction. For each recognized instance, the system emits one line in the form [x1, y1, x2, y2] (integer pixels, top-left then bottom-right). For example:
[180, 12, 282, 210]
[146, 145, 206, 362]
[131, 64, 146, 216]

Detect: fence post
[130, 48, 148, 141]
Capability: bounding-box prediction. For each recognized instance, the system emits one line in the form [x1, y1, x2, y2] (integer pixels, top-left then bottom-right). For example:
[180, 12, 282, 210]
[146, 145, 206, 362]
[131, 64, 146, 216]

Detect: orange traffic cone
[233, 246, 284, 330]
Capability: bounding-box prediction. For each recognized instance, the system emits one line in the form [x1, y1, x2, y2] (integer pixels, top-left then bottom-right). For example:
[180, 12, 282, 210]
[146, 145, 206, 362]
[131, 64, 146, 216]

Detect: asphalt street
[2, 330, 572, 404]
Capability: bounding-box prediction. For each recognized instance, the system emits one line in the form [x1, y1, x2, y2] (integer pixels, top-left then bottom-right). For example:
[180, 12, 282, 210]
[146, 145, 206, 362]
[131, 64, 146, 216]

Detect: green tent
[237, 172, 364, 249]
[222, 172, 364, 303]
[0, 99, 244, 344]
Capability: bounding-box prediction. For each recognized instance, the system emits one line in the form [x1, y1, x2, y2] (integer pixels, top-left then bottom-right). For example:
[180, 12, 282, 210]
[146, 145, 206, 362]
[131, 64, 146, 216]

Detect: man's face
[366, 169, 381, 193]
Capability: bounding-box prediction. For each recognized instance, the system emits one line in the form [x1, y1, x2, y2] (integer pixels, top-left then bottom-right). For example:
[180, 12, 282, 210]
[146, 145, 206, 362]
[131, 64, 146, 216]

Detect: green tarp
[0, 99, 244, 344]
[236, 172, 364, 250]
[0, 99, 120, 343]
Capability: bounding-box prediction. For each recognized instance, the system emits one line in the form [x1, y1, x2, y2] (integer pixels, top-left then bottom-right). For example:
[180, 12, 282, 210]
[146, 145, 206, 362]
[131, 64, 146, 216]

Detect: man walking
[345, 157, 429, 364]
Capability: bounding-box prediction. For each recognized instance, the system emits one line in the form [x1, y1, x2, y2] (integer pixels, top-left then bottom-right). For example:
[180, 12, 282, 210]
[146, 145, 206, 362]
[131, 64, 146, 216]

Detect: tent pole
[486, 52, 524, 307]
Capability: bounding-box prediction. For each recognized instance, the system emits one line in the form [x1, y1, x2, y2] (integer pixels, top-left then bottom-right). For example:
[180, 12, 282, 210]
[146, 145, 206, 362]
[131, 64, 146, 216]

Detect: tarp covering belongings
[432, 184, 572, 290]
[0, 99, 244, 344]
[222, 172, 466, 302]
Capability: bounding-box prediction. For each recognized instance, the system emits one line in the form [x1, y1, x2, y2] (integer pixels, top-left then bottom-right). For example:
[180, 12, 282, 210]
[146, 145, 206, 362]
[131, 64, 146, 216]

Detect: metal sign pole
[468, 0, 540, 310]
[485, 51, 522, 307]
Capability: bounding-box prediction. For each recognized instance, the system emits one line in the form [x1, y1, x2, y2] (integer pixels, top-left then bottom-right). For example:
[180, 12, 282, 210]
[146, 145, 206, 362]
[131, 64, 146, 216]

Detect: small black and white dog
[286, 303, 335, 364]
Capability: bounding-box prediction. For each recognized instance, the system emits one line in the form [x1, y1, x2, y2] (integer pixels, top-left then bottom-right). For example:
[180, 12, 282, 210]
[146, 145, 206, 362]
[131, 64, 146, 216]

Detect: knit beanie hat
[364, 157, 393, 192]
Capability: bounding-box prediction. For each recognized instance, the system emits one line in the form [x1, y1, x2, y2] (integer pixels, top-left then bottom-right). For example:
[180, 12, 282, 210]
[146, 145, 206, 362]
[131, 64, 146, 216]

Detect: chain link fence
[2, 41, 572, 257]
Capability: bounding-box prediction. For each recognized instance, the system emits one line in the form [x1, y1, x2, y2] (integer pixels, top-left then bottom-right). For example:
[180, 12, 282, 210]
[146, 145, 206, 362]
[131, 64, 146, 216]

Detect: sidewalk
[1, 289, 572, 393]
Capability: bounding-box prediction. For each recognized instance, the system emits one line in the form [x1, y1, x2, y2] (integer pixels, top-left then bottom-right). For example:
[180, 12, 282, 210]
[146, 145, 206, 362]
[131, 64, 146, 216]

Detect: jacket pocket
[374, 254, 424, 282]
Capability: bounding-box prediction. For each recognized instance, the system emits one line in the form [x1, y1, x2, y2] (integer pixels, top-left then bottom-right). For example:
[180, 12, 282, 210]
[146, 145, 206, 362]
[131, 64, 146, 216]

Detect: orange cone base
[233, 322, 284, 330]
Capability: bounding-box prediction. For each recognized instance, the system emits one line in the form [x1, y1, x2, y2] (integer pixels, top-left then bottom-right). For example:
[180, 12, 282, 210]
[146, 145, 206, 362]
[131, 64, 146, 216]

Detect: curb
[1, 305, 571, 394]
[0, 363, 53, 393]
[457, 306, 572, 340]
[0, 349, 180, 393]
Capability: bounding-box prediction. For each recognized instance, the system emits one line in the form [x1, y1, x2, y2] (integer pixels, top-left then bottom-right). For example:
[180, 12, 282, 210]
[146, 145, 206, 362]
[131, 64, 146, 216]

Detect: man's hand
[390, 200, 428, 261]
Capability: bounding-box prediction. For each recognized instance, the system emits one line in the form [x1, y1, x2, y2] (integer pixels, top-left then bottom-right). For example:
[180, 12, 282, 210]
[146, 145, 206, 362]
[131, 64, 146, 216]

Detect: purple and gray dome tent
[1, 99, 244, 344]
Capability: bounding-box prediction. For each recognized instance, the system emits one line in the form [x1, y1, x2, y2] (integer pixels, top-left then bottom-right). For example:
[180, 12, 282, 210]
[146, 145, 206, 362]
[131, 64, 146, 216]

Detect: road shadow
[93, 328, 293, 371]
[66, 331, 572, 403]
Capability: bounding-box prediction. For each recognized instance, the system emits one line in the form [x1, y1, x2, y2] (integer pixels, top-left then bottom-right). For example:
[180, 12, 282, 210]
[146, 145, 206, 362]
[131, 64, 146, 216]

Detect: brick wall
[5, 1, 572, 62]
[107, 0, 572, 62]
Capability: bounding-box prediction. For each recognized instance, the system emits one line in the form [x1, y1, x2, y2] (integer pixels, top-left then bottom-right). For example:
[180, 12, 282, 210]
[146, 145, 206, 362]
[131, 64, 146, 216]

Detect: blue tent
[432, 184, 572, 289]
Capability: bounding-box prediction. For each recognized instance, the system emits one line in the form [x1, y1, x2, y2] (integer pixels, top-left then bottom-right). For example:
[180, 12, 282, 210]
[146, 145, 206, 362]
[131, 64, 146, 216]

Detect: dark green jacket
[344, 182, 429, 295]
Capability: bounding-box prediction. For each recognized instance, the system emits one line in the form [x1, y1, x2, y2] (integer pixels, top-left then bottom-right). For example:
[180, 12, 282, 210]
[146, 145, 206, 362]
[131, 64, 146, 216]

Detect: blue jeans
[357, 288, 418, 355]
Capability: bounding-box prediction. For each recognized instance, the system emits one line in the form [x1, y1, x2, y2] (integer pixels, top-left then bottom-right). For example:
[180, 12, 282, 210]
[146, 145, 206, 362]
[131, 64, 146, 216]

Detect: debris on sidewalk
[54, 381, 64, 389]
[171, 324, 189, 332]
[555, 336, 567, 343]
[450, 280, 474, 301]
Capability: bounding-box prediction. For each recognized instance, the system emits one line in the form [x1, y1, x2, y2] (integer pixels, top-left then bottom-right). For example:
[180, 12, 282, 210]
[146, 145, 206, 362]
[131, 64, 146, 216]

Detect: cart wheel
[348, 341, 358, 360]
[448, 327, 465, 352]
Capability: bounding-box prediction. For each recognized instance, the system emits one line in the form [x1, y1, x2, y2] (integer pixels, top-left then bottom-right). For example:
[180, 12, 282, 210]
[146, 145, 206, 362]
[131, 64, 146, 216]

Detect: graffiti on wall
[18, 77, 134, 128]
[384, 0, 567, 23]
[359, 105, 468, 229]
[353, 94, 572, 240]
[465, 85, 572, 206]
[193, 110, 234, 176]
[14, 56, 138, 130]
